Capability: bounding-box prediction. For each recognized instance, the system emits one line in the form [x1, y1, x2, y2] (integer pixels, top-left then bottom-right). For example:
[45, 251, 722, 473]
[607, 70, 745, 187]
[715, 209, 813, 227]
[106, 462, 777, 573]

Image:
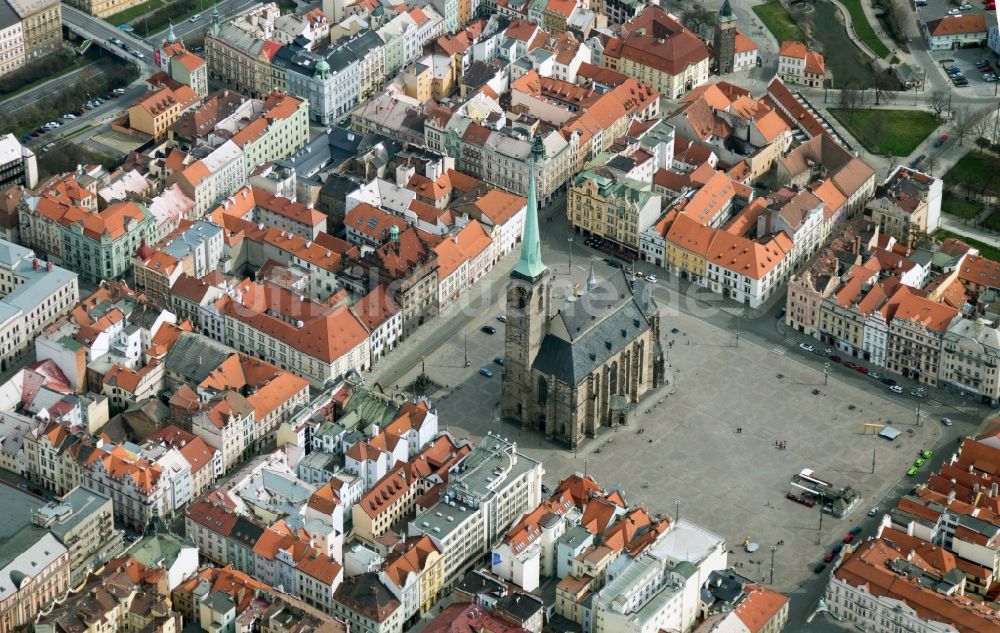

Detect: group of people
[776, 440, 789, 450]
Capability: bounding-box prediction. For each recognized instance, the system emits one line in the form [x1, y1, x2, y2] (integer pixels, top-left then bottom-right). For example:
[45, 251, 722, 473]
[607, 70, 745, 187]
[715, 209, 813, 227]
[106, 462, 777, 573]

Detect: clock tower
[500, 134, 550, 429]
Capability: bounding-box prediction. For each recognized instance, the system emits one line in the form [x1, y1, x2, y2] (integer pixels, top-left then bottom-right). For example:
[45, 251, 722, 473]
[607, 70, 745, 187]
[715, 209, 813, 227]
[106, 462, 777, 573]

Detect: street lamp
[674, 500, 681, 523]
[824, 362, 830, 386]
[769, 544, 777, 584]
[567, 237, 574, 275]
[464, 333, 469, 368]
[871, 431, 877, 474]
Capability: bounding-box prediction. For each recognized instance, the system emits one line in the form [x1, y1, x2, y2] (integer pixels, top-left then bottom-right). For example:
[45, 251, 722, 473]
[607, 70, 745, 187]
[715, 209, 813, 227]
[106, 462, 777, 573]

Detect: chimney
[853, 236, 861, 255]
[947, 489, 956, 505]
[992, 482, 998, 498]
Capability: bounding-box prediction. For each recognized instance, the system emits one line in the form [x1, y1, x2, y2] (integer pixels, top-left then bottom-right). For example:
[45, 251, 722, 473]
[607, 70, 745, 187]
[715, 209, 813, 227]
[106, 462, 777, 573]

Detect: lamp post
[824, 362, 830, 386]
[674, 500, 681, 523]
[567, 237, 574, 275]
[769, 544, 777, 584]
[464, 333, 469, 367]
[872, 430, 877, 474]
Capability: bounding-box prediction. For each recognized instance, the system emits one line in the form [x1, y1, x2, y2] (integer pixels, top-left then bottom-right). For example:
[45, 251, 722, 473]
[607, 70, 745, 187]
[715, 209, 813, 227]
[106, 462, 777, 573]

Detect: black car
[604, 258, 621, 268]
[813, 562, 827, 573]
[494, 357, 504, 366]
[880, 377, 897, 386]
[481, 325, 496, 335]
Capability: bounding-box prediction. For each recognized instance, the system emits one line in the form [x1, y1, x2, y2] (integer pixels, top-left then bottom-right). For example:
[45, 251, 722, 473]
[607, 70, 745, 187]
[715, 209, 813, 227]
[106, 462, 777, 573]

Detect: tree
[928, 90, 948, 120]
[839, 85, 862, 124]
[866, 110, 887, 154]
[953, 106, 991, 147]
[872, 71, 894, 106]
[682, 3, 716, 39]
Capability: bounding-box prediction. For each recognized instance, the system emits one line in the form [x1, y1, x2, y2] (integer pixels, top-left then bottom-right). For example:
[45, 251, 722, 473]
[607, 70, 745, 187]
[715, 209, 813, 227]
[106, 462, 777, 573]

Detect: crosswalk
[771, 346, 786, 356]
[926, 399, 943, 408]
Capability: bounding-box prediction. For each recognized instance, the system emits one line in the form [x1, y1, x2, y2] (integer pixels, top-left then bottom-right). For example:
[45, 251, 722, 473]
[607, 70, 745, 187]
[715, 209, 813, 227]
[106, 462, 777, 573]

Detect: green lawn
[933, 229, 1000, 262]
[981, 211, 1000, 232]
[752, 1, 804, 43]
[828, 108, 938, 156]
[942, 191, 983, 219]
[840, 0, 891, 58]
[946, 152, 993, 186]
[104, 0, 165, 25]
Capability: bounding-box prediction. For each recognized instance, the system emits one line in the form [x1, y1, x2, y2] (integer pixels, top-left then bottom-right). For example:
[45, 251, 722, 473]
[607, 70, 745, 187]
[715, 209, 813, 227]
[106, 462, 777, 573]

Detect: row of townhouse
[19, 420, 221, 530]
[787, 219, 1000, 399]
[0, 0, 60, 78]
[206, 2, 444, 116]
[185, 496, 344, 615]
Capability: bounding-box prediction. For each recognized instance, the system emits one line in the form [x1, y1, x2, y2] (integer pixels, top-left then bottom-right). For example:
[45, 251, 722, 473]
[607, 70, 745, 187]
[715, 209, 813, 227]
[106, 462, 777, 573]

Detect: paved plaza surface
[366, 206, 982, 629]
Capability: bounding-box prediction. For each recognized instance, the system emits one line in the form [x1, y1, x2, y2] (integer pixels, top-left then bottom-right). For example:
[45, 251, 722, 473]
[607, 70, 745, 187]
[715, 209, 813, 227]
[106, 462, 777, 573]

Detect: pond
[790, 0, 881, 89]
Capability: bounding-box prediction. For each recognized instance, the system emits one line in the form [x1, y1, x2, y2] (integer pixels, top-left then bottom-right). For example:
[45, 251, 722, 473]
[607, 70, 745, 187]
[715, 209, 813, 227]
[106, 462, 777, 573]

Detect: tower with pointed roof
[210, 6, 220, 37]
[501, 133, 552, 430]
[166, 20, 177, 45]
[714, 0, 738, 75]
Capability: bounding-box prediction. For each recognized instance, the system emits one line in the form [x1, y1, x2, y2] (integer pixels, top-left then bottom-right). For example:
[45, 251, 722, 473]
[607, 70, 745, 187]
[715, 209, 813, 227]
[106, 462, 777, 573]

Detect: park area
[753, 0, 805, 42]
[828, 108, 938, 156]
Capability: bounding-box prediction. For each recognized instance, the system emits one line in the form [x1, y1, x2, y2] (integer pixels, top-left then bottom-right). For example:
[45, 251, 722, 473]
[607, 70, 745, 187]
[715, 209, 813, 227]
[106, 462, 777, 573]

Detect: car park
[479, 367, 493, 378]
[890, 385, 904, 394]
[480, 325, 496, 335]
[907, 466, 919, 476]
[941, 417, 953, 426]
[799, 343, 815, 352]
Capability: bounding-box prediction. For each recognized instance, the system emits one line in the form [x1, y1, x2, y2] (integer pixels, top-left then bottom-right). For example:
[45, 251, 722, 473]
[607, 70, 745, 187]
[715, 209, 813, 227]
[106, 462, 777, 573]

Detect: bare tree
[953, 106, 992, 147]
[928, 90, 948, 120]
[970, 110, 995, 146]
[839, 85, 862, 124]
[866, 110, 887, 155]
[872, 71, 894, 106]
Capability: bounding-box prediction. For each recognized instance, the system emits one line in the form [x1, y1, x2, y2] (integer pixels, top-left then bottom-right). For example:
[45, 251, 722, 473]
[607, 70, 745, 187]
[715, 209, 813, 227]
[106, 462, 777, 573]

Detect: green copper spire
[719, 0, 735, 21]
[512, 134, 547, 280]
[210, 6, 220, 37]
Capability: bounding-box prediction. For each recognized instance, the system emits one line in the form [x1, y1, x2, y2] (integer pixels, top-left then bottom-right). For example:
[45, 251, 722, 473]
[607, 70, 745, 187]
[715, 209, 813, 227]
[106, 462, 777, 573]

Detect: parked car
[131, 50, 144, 59]
[914, 458, 925, 467]
[646, 275, 657, 284]
[890, 385, 904, 394]
[941, 417, 953, 426]
[946, 66, 962, 75]
[935, 134, 949, 147]
[62, 113, 76, 119]
[494, 357, 504, 366]
[910, 389, 925, 398]
[960, 3, 972, 8]
[856, 366, 869, 375]
[843, 533, 855, 544]
[907, 466, 919, 476]
[496, 314, 507, 322]
[480, 325, 496, 335]
[881, 377, 897, 386]
[824, 551, 836, 562]
[983, 74, 998, 82]
[479, 367, 494, 378]
[799, 343, 815, 352]
[947, 8, 960, 13]
[868, 506, 879, 517]
[869, 371, 881, 380]
[776, 307, 786, 318]
[813, 562, 827, 573]
[920, 449, 934, 459]
[843, 361, 858, 370]
[829, 355, 842, 363]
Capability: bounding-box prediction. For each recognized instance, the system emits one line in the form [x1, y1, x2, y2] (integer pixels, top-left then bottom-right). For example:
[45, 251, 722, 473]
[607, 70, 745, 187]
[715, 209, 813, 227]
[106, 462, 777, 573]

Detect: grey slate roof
[0, 0, 19, 29]
[164, 333, 235, 384]
[532, 267, 655, 385]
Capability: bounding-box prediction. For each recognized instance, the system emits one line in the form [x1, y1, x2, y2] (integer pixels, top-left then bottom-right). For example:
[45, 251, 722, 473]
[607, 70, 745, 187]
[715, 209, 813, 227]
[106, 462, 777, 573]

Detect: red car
[843, 534, 855, 544]
[856, 366, 869, 374]
[829, 355, 842, 363]
[843, 361, 858, 370]
[824, 551, 835, 562]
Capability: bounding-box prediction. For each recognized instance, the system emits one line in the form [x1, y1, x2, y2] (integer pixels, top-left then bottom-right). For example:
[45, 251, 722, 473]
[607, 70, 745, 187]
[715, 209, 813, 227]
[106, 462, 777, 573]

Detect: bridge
[61, 4, 156, 74]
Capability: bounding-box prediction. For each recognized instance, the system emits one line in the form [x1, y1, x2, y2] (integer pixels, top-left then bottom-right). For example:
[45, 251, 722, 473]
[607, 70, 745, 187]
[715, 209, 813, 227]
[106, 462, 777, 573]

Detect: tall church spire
[166, 20, 177, 44]
[512, 134, 547, 280]
[210, 6, 220, 37]
[719, 0, 735, 21]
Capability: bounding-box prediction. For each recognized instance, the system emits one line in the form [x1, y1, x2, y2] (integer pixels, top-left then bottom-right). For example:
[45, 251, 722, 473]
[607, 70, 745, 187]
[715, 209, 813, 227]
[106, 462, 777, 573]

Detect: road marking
[926, 399, 942, 408]
[771, 346, 786, 356]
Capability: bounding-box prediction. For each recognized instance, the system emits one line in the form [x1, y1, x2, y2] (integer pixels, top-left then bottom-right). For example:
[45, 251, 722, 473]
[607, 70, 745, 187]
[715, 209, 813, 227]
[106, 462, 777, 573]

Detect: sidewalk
[940, 216, 1000, 248]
